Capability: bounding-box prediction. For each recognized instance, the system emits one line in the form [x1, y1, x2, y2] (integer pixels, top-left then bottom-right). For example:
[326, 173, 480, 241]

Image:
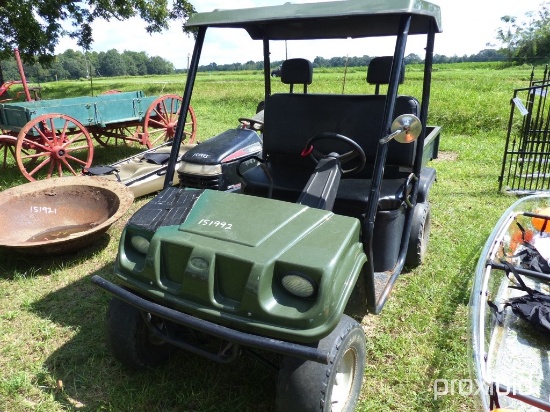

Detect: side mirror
[379, 114, 422, 145]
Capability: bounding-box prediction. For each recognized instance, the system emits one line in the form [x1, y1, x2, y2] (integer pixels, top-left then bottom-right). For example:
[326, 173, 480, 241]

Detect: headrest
[367, 56, 405, 85]
[281, 58, 313, 85]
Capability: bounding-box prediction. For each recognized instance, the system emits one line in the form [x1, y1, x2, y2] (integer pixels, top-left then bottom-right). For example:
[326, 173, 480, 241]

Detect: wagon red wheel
[15, 114, 94, 182]
[142, 95, 197, 148]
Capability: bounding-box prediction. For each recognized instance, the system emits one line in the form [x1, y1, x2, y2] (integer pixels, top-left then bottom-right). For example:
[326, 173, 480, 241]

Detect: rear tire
[106, 297, 173, 370]
[405, 201, 431, 268]
[275, 315, 366, 412]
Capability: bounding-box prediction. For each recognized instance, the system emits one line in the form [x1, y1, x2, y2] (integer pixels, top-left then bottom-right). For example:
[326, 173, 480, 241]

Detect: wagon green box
[0, 91, 153, 131]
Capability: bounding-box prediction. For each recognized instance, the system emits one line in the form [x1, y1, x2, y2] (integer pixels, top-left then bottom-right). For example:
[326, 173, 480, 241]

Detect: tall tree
[98, 49, 126, 77]
[496, 3, 550, 64]
[146, 56, 174, 75]
[0, 0, 196, 66]
[123, 51, 149, 76]
[495, 15, 519, 60]
[58, 49, 88, 79]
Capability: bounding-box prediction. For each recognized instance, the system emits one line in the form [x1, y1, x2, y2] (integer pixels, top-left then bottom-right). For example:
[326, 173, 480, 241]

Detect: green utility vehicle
[93, 1, 442, 410]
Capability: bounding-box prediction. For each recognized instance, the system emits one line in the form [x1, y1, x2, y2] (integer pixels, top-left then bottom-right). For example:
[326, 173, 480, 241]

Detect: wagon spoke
[148, 118, 168, 129]
[157, 100, 173, 122]
[183, 124, 193, 137]
[46, 117, 60, 146]
[184, 105, 197, 143]
[27, 157, 53, 179]
[60, 157, 78, 175]
[21, 138, 50, 153]
[146, 129, 169, 147]
[47, 159, 56, 179]
[32, 122, 48, 140]
[64, 144, 91, 153]
[29, 125, 55, 149]
[16, 146, 33, 158]
[0, 144, 9, 169]
[61, 133, 87, 148]
[19, 151, 50, 161]
[40, 117, 58, 146]
[47, 117, 72, 147]
[164, 112, 178, 124]
[56, 160, 64, 177]
[63, 153, 88, 166]
[1, 144, 7, 168]
[60, 118, 71, 144]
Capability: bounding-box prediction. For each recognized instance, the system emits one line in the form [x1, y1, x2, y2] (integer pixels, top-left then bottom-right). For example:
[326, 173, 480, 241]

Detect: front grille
[179, 173, 222, 190]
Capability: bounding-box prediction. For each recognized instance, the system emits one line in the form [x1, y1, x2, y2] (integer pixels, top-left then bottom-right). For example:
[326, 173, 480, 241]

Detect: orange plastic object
[532, 207, 550, 232]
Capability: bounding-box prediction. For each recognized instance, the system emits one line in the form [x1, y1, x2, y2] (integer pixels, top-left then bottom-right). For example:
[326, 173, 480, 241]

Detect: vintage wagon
[0, 91, 196, 181]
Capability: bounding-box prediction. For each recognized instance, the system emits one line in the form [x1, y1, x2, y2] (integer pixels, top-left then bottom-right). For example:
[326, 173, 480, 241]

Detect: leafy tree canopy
[0, 48, 174, 82]
[496, 2, 550, 64]
[0, 0, 196, 65]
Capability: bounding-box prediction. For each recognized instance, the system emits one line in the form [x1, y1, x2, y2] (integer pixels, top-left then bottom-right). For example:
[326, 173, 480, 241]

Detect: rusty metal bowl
[0, 176, 134, 254]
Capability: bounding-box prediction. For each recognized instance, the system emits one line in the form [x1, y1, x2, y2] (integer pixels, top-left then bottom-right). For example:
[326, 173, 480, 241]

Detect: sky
[56, 0, 545, 69]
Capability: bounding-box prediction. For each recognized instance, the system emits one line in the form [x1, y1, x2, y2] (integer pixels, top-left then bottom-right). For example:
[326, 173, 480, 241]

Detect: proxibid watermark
[433, 378, 546, 401]
[433, 379, 479, 400]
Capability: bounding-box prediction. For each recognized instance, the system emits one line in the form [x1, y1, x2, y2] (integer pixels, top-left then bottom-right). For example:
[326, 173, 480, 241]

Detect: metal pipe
[489, 261, 550, 283]
[164, 27, 206, 188]
[497, 384, 550, 411]
[14, 49, 32, 101]
[364, 14, 411, 314]
[263, 38, 271, 98]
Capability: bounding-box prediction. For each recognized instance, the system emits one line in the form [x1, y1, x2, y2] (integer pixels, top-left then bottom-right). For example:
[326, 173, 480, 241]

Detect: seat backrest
[263, 93, 419, 173]
[281, 58, 313, 93]
[367, 56, 405, 95]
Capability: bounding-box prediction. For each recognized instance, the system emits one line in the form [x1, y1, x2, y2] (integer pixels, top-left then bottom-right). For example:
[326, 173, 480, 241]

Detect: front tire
[106, 297, 174, 370]
[275, 315, 366, 412]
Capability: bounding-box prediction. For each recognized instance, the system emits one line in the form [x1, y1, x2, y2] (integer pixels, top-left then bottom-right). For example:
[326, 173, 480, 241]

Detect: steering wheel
[239, 117, 264, 131]
[301, 132, 366, 174]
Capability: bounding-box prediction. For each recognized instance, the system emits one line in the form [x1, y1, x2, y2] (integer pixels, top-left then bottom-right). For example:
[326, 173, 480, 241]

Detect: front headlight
[281, 272, 317, 298]
[178, 161, 222, 176]
[130, 235, 150, 254]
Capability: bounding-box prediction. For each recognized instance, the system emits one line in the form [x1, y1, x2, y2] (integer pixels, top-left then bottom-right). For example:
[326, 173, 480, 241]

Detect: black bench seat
[241, 92, 423, 217]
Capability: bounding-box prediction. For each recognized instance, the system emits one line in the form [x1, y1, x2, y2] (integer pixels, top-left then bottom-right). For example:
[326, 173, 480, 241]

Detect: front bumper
[92, 275, 330, 365]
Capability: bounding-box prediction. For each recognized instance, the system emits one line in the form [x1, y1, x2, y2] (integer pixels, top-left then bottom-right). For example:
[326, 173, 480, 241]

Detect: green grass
[0, 63, 542, 411]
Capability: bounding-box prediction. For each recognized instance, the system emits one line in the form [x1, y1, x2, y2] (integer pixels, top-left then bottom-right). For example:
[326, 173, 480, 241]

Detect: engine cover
[177, 128, 262, 191]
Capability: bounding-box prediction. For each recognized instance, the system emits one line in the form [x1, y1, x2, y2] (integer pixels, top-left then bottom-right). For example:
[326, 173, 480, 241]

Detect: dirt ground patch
[435, 150, 458, 161]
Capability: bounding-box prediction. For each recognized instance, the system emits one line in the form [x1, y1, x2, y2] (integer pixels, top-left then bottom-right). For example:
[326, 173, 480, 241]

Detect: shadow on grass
[0, 234, 111, 280]
[424, 235, 487, 412]
[30, 264, 278, 412]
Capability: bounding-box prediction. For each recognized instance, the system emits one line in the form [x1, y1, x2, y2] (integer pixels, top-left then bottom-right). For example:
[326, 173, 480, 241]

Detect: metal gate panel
[499, 66, 550, 193]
